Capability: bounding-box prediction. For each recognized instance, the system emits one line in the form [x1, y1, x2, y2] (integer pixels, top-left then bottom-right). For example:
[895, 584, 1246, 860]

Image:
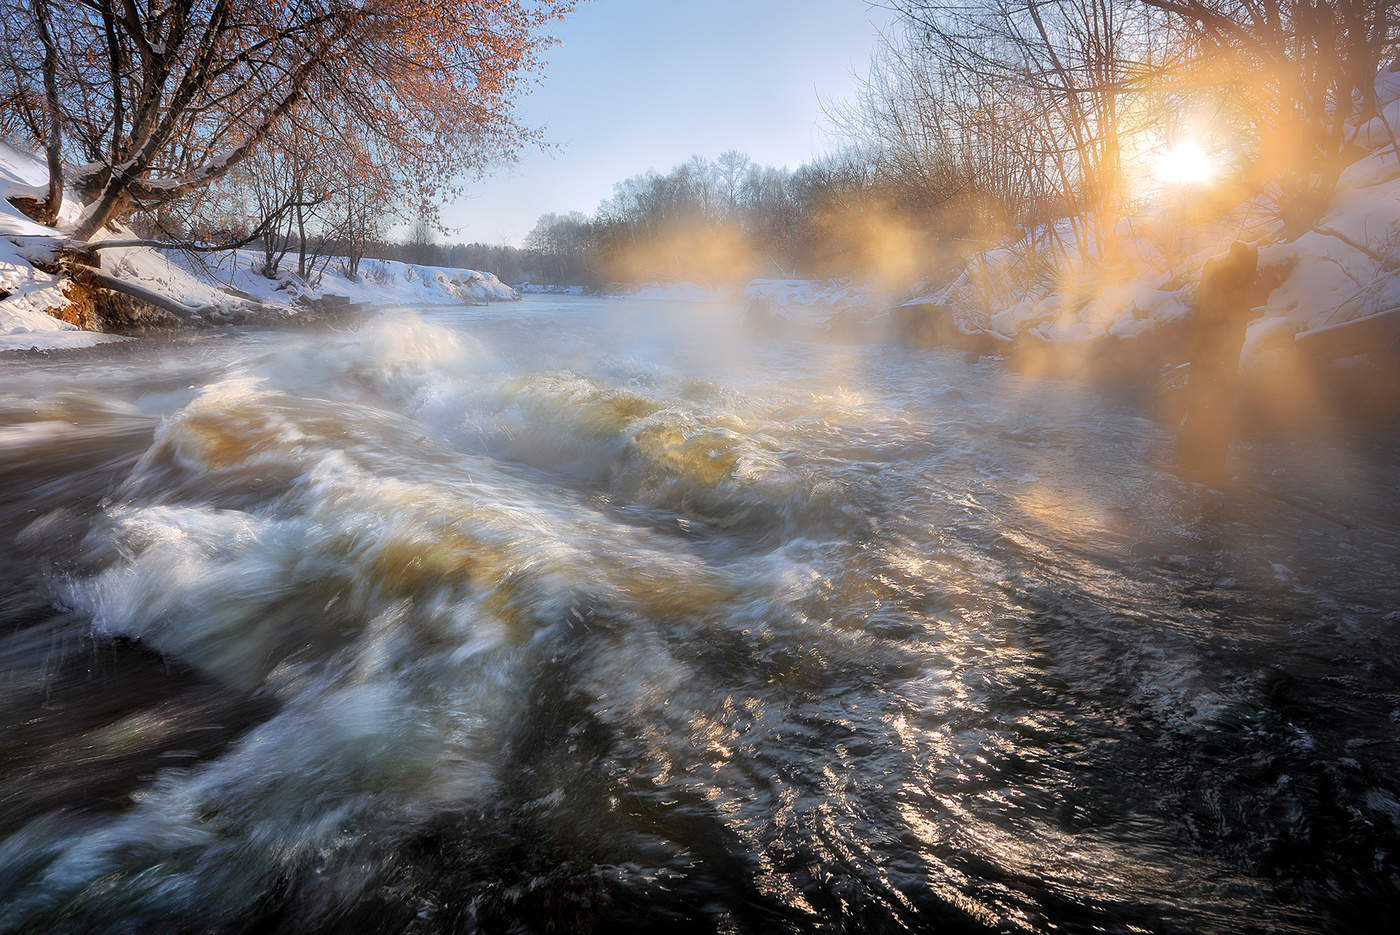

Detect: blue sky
[441, 0, 897, 246]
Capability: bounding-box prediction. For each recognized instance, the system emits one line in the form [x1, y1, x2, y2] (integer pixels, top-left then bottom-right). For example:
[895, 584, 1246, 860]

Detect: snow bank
[2, 138, 517, 350]
[743, 278, 879, 325]
[351, 259, 517, 304]
[1, 141, 131, 351]
[182, 251, 517, 308]
[1232, 75, 1400, 362]
[95, 239, 243, 314]
[614, 281, 732, 303]
[1256, 155, 1400, 335]
[517, 283, 590, 296]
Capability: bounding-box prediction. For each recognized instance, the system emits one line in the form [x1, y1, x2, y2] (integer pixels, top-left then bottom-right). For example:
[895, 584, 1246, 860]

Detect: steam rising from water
[1, 300, 1397, 933]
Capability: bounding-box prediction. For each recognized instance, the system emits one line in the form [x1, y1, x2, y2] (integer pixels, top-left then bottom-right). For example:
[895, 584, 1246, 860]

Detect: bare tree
[850, 1, 1172, 258]
[0, 0, 577, 249]
[1141, 0, 1400, 230]
[716, 150, 751, 215]
[405, 218, 436, 266]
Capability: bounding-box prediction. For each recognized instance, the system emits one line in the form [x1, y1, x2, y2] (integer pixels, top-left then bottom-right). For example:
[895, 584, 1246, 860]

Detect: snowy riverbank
[2, 141, 516, 353]
[518, 281, 736, 302]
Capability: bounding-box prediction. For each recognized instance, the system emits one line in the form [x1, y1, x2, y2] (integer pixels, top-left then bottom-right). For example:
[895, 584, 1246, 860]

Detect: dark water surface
[1, 297, 1398, 933]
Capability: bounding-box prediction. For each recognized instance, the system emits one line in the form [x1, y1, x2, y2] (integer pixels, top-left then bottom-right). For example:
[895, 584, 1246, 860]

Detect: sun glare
[1154, 140, 1215, 186]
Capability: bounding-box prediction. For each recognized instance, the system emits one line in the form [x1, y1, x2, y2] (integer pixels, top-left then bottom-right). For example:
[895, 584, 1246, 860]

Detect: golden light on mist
[1153, 140, 1216, 187]
[600, 223, 757, 285]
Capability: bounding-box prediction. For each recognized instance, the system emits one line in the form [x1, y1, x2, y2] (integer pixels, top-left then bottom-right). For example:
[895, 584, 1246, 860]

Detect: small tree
[716, 150, 752, 216]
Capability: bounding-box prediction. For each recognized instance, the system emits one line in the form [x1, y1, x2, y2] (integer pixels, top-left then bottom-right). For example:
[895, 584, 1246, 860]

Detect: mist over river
[1, 296, 1398, 934]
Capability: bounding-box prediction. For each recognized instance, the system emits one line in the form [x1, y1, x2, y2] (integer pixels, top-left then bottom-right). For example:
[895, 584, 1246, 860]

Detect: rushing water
[1, 296, 1398, 934]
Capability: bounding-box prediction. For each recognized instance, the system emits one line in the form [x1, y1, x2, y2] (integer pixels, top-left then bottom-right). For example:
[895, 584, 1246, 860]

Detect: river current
[1, 296, 1398, 933]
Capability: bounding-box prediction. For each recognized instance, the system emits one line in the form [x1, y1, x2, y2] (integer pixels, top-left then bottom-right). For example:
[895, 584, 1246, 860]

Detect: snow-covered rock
[1240, 315, 1300, 368]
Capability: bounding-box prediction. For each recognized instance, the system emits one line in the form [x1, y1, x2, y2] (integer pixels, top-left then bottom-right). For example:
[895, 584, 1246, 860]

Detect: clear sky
[441, 0, 897, 246]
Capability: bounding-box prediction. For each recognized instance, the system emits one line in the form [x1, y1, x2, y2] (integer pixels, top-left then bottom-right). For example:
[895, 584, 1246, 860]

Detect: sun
[1154, 140, 1216, 187]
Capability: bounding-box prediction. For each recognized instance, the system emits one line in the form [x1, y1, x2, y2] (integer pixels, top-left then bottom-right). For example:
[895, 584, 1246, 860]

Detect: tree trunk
[33, 0, 64, 227]
[296, 202, 309, 279]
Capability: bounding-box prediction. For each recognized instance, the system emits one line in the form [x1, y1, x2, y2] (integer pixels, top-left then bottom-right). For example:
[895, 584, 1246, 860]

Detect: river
[1, 296, 1398, 933]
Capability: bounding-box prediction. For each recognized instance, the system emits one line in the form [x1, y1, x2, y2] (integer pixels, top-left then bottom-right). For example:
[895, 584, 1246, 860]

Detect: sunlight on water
[1, 298, 1398, 933]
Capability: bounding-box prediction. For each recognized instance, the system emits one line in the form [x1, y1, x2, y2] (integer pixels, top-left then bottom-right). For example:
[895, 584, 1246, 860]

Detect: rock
[1178, 241, 1260, 484]
[890, 302, 961, 348]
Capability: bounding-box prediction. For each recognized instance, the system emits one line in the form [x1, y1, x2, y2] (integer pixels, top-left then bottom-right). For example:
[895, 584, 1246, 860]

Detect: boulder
[1178, 241, 1260, 483]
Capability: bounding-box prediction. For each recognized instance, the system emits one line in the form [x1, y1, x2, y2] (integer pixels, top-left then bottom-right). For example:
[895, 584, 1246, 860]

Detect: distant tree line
[514, 149, 934, 287]
[363, 229, 554, 285]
